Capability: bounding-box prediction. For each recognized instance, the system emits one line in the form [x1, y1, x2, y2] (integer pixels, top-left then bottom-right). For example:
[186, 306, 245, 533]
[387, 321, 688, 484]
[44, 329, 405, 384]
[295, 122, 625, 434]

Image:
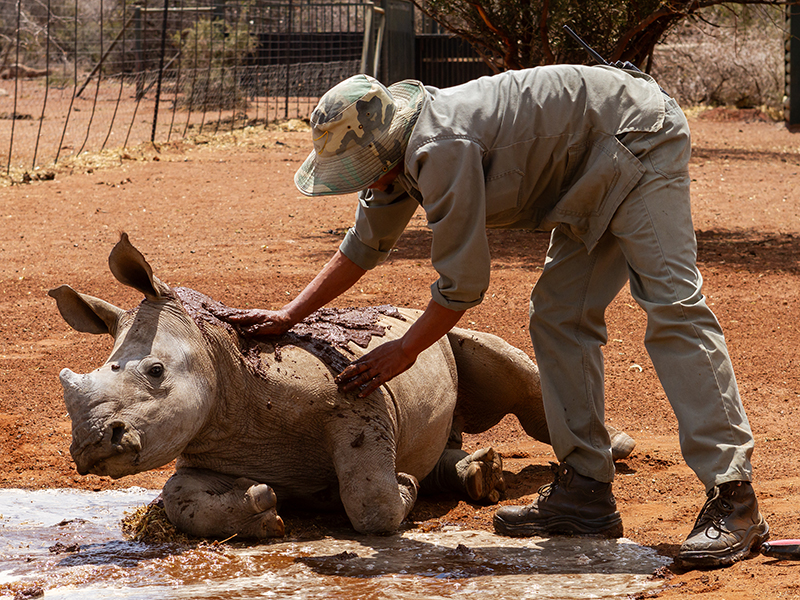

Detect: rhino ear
[48, 285, 124, 336]
[108, 232, 171, 301]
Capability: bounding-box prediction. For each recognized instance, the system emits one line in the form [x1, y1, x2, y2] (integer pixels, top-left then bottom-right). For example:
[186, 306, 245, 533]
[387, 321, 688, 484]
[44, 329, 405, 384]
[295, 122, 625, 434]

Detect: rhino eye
[148, 363, 164, 378]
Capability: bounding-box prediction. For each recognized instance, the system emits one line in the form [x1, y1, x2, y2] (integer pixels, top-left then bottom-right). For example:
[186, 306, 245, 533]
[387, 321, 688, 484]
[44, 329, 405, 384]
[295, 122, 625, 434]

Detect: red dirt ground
[1, 108, 799, 598]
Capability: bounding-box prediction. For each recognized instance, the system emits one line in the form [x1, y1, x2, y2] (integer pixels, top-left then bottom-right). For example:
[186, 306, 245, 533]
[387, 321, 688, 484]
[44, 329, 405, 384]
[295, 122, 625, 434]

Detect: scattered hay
[276, 118, 311, 132]
[0, 119, 309, 187]
[120, 497, 239, 550]
[120, 497, 191, 545]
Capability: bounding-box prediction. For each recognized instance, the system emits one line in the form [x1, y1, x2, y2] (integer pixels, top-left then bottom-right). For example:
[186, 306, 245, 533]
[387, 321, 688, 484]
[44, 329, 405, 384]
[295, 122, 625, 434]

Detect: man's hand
[335, 339, 416, 398]
[218, 307, 294, 336]
[335, 299, 465, 398]
[212, 251, 367, 337]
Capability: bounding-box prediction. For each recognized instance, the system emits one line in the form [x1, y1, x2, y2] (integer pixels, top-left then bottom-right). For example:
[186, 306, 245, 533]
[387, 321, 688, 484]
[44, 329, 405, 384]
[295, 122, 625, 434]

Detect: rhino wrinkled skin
[49, 233, 634, 539]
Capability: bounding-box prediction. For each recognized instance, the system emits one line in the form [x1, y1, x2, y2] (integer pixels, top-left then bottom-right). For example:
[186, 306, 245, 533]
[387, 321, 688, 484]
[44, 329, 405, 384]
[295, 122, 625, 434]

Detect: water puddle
[0, 488, 670, 599]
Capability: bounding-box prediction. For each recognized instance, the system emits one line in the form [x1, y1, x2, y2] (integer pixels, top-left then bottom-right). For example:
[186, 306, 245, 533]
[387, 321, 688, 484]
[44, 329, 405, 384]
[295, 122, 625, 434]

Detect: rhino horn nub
[109, 233, 171, 301]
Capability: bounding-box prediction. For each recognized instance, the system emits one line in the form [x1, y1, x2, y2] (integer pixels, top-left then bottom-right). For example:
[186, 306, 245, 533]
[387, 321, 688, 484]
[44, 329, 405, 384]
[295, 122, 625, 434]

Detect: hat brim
[294, 80, 426, 197]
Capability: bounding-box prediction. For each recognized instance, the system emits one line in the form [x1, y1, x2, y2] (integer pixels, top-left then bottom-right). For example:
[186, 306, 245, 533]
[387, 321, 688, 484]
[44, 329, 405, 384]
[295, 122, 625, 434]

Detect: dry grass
[120, 500, 192, 544]
[0, 118, 310, 188]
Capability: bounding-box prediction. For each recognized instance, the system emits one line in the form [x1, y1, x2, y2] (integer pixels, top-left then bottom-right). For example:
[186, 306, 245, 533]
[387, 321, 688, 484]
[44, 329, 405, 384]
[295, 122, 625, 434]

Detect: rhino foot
[457, 447, 506, 504]
[163, 470, 285, 540]
[607, 425, 636, 461]
[241, 480, 285, 538]
[396, 472, 420, 509]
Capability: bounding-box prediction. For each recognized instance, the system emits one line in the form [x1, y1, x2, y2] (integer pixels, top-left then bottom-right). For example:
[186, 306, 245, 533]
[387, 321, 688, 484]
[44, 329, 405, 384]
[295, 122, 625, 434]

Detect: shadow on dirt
[313, 225, 799, 276]
[312, 226, 552, 267]
[692, 144, 800, 165]
[295, 531, 667, 578]
[697, 229, 800, 274]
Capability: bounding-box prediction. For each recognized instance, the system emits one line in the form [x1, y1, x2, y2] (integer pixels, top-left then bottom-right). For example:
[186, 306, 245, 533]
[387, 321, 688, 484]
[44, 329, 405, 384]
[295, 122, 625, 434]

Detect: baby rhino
[50, 234, 634, 539]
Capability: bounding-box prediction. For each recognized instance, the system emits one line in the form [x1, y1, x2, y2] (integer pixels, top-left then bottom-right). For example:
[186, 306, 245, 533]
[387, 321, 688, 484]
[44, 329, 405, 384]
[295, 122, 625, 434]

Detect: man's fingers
[242, 321, 280, 336]
[336, 362, 384, 396]
[335, 361, 369, 384]
[226, 311, 265, 325]
[357, 377, 382, 398]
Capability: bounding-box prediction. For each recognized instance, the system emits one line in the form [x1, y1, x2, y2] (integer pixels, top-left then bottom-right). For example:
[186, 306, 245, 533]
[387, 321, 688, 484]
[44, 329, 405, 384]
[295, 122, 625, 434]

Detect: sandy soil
[1, 108, 799, 599]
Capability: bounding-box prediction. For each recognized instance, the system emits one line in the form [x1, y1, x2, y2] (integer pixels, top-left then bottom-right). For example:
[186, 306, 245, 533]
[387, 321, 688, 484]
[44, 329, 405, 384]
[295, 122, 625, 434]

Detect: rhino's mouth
[71, 420, 143, 478]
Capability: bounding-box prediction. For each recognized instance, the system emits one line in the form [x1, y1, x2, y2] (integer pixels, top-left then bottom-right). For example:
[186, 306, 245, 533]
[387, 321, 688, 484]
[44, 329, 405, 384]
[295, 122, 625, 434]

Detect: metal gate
[415, 33, 494, 88]
[1, 0, 496, 177]
[0, 0, 377, 176]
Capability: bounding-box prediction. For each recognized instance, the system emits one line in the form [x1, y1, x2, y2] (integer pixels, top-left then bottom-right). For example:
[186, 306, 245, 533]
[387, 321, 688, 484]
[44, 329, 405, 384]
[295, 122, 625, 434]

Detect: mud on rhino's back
[177, 298, 458, 500]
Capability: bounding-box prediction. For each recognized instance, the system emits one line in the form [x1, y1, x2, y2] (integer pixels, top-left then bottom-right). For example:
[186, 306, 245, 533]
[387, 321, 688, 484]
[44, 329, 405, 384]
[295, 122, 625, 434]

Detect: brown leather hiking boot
[493, 462, 623, 538]
[678, 481, 769, 568]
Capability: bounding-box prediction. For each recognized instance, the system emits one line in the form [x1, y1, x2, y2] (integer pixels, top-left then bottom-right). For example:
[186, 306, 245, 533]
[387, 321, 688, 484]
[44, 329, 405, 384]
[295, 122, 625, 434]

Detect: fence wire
[0, 0, 375, 175]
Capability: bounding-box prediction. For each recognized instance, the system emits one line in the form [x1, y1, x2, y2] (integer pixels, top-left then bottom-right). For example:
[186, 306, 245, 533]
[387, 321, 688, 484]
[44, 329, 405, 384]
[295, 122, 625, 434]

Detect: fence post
[380, 0, 414, 84]
[134, 6, 144, 99]
[786, 5, 800, 127]
[360, 5, 374, 74]
[152, 0, 170, 141]
[5, 0, 22, 175]
[285, 0, 293, 118]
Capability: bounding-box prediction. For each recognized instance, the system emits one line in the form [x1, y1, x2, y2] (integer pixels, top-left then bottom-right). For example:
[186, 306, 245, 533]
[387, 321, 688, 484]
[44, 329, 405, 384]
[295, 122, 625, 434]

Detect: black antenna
[563, 25, 609, 66]
[562, 24, 669, 96]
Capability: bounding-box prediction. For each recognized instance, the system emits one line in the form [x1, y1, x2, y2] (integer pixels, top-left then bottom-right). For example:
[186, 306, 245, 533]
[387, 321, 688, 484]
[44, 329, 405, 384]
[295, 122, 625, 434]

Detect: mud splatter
[173, 287, 270, 379]
[290, 306, 404, 349]
[172, 287, 405, 377]
[173, 288, 239, 338]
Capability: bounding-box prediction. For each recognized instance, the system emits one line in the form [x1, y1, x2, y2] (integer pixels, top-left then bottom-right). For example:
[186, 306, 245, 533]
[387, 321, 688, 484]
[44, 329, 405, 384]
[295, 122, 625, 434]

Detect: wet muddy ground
[0, 488, 670, 599]
[1, 109, 800, 598]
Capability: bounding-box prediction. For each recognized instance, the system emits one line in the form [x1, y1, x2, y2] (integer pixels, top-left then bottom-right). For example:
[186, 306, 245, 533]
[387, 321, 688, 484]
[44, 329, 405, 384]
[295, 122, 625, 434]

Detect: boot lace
[692, 486, 734, 535]
[536, 462, 563, 498]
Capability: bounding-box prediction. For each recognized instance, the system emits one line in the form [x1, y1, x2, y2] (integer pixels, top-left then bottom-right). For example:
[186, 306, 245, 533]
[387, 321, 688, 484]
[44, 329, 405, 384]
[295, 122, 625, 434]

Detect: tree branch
[467, 1, 520, 69]
[540, 0, 555, 65]
[611, 6, 678, 61]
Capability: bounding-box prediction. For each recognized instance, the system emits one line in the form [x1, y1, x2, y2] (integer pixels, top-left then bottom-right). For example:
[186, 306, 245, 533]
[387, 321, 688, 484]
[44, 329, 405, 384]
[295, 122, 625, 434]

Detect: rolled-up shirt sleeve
[339, 186, 419, 270]
[410, 138, 491, 311]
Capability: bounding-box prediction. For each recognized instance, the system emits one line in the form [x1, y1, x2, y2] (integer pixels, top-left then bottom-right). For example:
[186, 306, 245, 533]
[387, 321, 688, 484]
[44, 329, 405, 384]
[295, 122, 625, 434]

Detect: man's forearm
[399, 298, 465, 361]
[283, 250, 367, 323]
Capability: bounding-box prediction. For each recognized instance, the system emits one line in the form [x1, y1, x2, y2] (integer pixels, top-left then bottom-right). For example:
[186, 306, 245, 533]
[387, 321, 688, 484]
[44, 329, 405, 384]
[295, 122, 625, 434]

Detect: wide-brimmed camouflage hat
[294, 74, 426, 196]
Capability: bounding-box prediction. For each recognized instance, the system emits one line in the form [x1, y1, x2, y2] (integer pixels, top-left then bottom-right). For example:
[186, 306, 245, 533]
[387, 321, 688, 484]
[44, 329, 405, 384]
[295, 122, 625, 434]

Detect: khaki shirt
[339, 64, 666, 310]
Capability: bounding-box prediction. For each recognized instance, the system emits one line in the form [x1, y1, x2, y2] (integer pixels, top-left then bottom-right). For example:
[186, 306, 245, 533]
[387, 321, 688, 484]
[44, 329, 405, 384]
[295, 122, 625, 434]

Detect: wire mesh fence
[0, 0, 377, 176]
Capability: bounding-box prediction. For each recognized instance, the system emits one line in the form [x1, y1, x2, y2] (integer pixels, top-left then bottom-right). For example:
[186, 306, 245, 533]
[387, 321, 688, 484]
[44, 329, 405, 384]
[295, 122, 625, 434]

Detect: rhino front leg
[162, 468, 285, 539]
[332, 424, 419, 534]
[335, 467, 419, 535]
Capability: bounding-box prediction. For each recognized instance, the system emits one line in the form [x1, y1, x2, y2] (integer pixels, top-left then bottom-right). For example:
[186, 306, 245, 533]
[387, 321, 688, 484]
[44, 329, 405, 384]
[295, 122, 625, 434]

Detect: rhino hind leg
[163, 468, 285, 540]
[420, 447, 506, 504]
[447, 327, 637, 461]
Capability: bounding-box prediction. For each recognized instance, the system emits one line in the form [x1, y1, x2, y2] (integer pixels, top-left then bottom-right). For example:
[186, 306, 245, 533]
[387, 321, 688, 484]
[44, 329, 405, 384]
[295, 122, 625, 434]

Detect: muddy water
[0, 489, 670, 599]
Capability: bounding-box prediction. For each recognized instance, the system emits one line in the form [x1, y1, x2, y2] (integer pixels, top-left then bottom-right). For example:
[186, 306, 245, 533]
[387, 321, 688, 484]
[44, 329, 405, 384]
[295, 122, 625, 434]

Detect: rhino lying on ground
[50, 234, 635, 539]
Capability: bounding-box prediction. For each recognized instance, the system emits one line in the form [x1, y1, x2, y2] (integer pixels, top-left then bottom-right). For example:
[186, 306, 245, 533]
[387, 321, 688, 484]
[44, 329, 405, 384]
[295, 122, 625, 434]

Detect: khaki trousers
[530, 99, 754, 489]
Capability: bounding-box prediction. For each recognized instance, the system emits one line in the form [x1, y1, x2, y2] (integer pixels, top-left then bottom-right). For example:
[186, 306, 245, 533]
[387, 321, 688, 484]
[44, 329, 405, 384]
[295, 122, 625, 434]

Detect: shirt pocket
[556, 139, 622, 218]
[485, 168, 523, 218]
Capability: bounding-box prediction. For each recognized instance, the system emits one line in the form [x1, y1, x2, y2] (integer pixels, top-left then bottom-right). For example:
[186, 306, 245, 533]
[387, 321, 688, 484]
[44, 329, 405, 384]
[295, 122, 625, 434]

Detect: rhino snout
[71, 418, 143, 477]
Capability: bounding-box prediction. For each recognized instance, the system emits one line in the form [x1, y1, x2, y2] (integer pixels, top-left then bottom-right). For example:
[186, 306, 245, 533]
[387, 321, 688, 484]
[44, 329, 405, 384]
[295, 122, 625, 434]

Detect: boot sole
[677, 519, 770, 569]
[493, 512, 624, 539]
